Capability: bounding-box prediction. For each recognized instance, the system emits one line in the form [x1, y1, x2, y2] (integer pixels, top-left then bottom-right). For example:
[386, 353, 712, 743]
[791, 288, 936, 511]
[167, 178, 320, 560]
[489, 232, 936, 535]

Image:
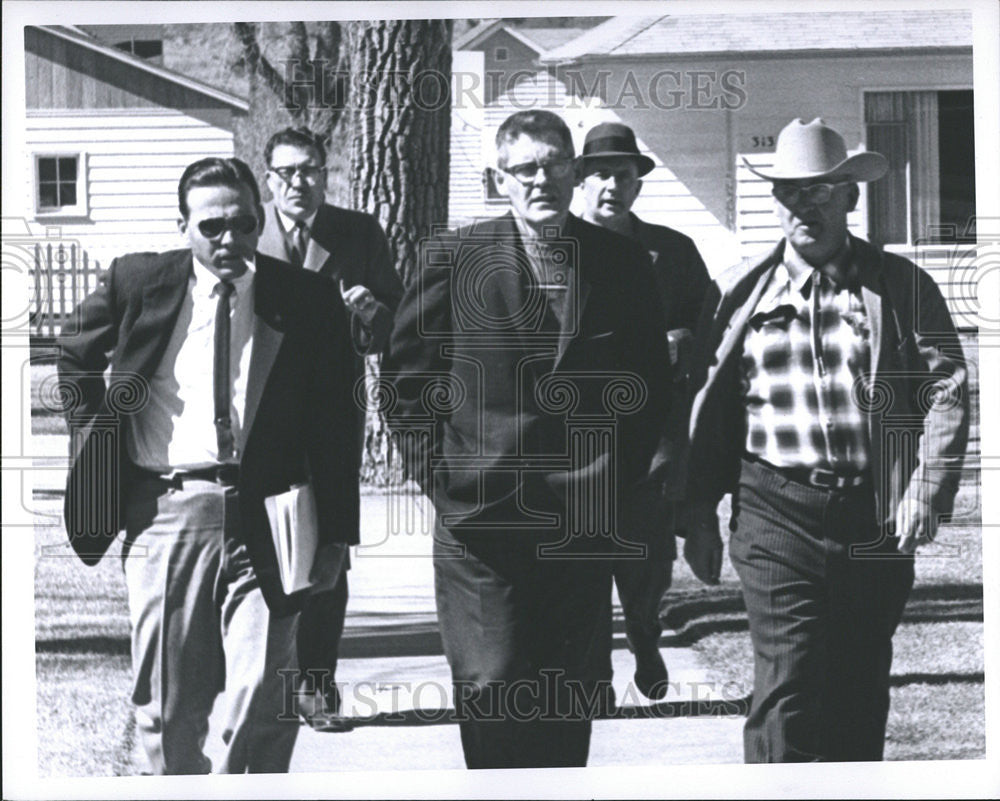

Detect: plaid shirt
[740, 242, 871, 473]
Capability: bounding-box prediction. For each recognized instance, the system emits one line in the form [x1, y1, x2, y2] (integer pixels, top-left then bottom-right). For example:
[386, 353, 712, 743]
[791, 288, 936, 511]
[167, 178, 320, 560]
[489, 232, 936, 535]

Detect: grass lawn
[35, 502, 133, 777]
[36, 653, 134, 778]
[687, 523, 985, 761]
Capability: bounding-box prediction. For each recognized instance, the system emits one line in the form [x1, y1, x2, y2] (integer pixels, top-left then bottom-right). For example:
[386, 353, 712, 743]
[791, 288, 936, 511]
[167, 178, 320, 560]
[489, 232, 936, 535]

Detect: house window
[34, 153, 88, 217]
[495, 47, 509, 62]
[865, 90, 976, 245]
[114, 38, 164, 61]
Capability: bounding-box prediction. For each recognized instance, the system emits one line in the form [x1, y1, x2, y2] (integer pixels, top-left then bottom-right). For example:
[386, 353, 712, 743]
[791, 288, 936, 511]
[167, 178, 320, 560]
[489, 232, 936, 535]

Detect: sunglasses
[269, 165, 326, 183]
[499, 158, 575, 184]
[196, 214, 259, 239]
[772, 181, 850, 207]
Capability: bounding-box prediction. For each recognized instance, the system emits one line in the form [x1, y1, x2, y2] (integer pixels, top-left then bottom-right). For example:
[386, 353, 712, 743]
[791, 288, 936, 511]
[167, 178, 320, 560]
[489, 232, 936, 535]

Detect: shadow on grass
[34, 581, 985, 659]
[315, 695, 754, 730]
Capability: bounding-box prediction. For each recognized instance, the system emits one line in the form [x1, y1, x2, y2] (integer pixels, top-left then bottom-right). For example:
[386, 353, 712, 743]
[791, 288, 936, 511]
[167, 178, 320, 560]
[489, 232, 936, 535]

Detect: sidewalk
[121, 490, 745, 773]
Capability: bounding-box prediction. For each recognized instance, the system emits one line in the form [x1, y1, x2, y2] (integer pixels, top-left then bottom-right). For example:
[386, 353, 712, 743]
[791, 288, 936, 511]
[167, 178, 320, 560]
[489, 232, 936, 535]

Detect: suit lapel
[118, 252, 192, 377]
[690, 244, 782, 431]
[240, 312, 283, 449]
[853, 235, 886, 377]
[259, 202, 291, 264]
[554, 216, 591, 369]
[241, 254, 286, 447]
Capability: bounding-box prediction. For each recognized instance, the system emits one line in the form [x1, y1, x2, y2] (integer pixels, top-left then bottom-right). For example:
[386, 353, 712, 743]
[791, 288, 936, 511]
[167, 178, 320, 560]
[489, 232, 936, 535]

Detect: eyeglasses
[196, 214, 259, 239]
[269, 165, 326, 184]
[499, 158, 575, 184]
[772, 181, 850, 207]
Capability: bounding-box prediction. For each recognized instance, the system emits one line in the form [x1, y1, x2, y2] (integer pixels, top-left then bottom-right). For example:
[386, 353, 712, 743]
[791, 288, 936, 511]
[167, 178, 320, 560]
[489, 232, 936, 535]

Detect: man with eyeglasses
[578, 121, 719, 702]
[259, 127, 403, 732]
[683, 118, 969, 761]
[57, 157, 359, 773]
[384, 110, 671, 768]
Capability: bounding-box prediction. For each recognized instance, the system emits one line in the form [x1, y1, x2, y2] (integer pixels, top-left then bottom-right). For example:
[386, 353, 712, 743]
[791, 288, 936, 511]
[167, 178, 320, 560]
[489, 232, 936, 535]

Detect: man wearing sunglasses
[57, 157, 359, 773]
[683, 118, 969, 761]
[384, 110, 671, 768]
[258, 127, 403, 732]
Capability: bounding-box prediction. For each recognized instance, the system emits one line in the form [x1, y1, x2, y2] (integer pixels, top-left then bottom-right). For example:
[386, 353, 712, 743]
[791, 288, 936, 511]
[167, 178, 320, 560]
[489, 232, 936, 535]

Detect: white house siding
[446, 64, 744, 271]
[546, 52, 972, 277]
[24, 109, 235, 269]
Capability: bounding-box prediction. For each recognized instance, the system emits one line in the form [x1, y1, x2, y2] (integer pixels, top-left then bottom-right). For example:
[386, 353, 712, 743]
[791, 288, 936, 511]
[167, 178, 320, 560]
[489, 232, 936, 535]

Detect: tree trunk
[348, 20, 453, 285]
[347, 20, 453, 484]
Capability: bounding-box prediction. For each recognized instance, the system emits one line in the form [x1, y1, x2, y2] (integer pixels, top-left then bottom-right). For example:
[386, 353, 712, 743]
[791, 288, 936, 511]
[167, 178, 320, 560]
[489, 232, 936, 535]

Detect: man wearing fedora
[578, 121, 719, 700]
[683, 118, 969, 761]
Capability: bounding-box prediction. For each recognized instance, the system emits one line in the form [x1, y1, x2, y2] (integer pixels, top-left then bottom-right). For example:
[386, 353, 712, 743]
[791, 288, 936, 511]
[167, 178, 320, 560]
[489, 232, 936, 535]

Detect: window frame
[860, 86, 975, 249]
[33, 152, 89, 219]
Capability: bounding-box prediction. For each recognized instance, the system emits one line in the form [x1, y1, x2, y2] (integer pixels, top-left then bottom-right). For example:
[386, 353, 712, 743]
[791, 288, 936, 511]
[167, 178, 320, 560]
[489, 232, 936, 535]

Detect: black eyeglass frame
[268, 164, 327, 184]
[497, 158, 576, 184]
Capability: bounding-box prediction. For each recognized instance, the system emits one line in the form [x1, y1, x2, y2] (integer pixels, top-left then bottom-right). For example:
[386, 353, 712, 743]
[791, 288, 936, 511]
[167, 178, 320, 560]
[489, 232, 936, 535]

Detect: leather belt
[745, 455, 867, 491]
[137, 463, 240, 488]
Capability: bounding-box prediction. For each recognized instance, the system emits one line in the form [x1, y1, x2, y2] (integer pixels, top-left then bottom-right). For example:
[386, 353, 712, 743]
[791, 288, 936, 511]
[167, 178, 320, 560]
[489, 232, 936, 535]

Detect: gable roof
[36, 25, 249, 111]
[456, 20, 591, 55]
[541, 10, 973, 62]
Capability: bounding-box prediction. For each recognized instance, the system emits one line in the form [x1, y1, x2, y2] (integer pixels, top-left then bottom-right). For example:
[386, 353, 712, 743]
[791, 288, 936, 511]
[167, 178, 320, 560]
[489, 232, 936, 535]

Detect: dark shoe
[633, 646, 669, 701]
[296, 686, 353, 733]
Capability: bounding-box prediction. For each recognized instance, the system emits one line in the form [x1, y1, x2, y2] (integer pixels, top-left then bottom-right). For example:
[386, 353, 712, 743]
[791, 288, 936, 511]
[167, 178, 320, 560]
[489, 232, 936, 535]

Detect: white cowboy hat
[743, 118, 888, 183]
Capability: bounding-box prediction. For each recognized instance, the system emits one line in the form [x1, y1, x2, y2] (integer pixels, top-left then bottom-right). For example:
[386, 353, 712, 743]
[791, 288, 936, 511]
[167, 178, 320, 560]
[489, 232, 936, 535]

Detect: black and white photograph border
[2, 0, 998, 798]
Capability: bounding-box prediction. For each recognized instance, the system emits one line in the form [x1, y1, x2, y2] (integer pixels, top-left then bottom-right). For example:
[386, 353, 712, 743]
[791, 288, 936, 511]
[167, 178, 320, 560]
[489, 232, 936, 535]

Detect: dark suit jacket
[685, 234, 970, 524]
[57, 249, 360, 615]
[259, 201, 403, 358]
[631, 213, 711, 335]
[382, 212, 672, 535]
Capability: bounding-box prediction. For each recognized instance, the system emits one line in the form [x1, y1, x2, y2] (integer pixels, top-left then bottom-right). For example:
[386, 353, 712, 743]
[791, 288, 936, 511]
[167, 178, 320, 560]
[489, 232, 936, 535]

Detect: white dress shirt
[127, 257, 256, 472]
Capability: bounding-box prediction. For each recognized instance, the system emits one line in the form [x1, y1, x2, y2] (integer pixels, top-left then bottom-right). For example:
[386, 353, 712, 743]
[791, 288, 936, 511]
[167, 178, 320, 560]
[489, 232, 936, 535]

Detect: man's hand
[309, 542, 348, 591]
[339, 281, 379, 325]
[677, 502, 723, 585]
[895, 498, 939, 554]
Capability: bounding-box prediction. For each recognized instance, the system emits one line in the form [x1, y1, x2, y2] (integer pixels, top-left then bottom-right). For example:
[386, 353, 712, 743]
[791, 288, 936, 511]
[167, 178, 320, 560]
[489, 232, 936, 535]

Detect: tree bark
[347, 20, 453, 483]
[348, 20, 453, 286]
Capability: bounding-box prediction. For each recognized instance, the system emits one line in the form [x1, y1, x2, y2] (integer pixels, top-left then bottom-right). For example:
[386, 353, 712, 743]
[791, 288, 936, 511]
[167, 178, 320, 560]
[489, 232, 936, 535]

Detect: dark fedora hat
[580, 122, 655, 176]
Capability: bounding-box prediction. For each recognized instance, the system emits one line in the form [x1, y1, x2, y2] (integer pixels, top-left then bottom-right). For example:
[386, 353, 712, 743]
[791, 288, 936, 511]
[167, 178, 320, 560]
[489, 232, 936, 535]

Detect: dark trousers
[614, 557, 673, 650]
[433, 523, 613, 769]
[295, 569, 349, 706]
[613, 485, 677, 652]
[730, 457, 914, 762]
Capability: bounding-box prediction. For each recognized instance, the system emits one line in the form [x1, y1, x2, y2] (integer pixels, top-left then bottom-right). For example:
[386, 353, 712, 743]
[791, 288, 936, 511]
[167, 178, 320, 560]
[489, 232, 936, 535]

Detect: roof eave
[36, 25, 250, 112]
[542, 44, 973, 66]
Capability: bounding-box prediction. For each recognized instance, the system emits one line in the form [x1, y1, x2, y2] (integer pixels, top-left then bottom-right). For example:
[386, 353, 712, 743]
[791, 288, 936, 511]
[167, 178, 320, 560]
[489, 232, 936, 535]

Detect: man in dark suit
[383, 110, 672, 768]
[683, 119, 969, 761]
[58, 157, 359, 773]
[258, 127, 403, 730]
[578, 121, 718, 700]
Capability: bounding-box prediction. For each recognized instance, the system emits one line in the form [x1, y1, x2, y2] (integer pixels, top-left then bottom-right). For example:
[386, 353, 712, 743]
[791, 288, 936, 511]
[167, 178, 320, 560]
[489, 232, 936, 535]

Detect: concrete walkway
[119, 490, 745, 773]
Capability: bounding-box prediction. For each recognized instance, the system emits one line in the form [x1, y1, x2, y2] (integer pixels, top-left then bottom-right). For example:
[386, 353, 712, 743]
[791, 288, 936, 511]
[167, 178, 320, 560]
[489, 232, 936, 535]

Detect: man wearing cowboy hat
[683, 118, 969, 761]
[578, 121, 719, 700]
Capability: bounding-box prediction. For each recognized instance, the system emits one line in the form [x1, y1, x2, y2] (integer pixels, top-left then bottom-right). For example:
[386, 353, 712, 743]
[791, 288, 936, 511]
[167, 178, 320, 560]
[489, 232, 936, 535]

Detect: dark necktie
[289, 222, 308, 268]
[214, 280, 236, 462]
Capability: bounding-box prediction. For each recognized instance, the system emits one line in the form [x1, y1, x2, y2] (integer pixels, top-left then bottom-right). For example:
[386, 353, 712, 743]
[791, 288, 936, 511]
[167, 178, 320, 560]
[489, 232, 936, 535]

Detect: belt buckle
[807, 468, 837, 489]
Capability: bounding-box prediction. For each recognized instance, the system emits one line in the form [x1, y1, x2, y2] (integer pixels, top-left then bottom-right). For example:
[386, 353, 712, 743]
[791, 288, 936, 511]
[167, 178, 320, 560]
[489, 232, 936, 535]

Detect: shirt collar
[192, 255, 255, 299]
[276, 207, 318, 235]
[782, 236, 855, 295]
